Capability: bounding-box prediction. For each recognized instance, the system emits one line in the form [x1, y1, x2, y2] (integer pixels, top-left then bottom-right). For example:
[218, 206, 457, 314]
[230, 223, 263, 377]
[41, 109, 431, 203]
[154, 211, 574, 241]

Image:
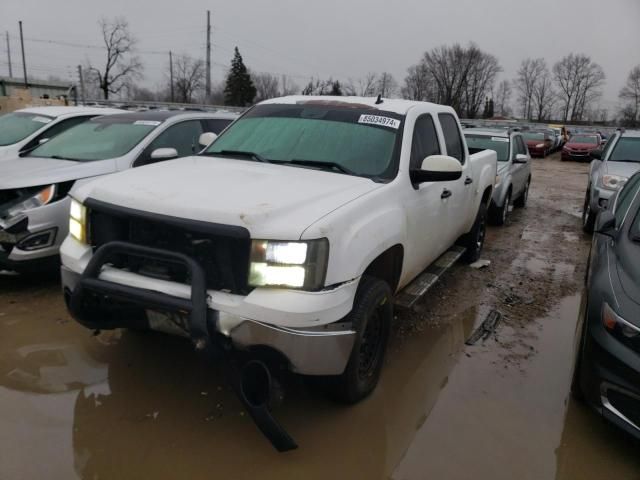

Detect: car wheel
[461, 203, 487, 263]
[514, 179, 530, 208]
[328, 276, 392, 404]
[491, 190, 510, 226]
[582, 189, 596, 233]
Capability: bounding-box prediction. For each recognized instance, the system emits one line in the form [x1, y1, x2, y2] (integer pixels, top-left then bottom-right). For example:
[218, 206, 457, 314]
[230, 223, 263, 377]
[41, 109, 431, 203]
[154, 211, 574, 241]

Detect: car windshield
[0, 112, 54, 146]
[609, 137, 640, 163]
[522, 132, 544, 141]
[570, 135, 599, 144]
[464, 134, 509, 161]
[29, 117, 159, 161]
[203, 103, 403, 179]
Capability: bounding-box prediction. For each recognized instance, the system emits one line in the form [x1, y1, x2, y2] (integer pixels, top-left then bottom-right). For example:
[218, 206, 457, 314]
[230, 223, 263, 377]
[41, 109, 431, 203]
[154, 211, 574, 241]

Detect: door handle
[464, 177, 473, 185]
[441, 189, 452, 199]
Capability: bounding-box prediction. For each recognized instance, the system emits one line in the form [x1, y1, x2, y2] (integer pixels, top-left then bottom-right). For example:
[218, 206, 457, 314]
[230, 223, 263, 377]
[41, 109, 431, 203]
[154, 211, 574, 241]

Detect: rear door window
[135, 120, 204, 167]
[438, 113, 464, 164]
[410, 115, 440, 169]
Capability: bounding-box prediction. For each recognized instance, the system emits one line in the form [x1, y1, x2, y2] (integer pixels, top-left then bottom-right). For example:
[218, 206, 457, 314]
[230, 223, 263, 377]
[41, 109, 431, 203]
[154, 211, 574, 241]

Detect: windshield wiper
[206, 150, 270, 163]
[285, 159, 357, 176]
[49, 155, 77, 161]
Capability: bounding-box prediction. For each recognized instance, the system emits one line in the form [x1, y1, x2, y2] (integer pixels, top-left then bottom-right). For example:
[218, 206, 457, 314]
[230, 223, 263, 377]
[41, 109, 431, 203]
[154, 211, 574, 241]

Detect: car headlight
[601, 174, 628, 191]
[248, 239, 329, 290]
[69, 198, 88, 244]
[4, 185, 56, 219]
[536, 143, 545, 148]
[603, 302, 640, 339]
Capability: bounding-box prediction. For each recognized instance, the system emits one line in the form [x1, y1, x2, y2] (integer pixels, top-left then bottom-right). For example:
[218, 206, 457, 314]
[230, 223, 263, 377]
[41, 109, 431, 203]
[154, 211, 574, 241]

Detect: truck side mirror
[595, 210, 616, 237]
[198, 132, 217, 148]
[410, 155, 463, 184]
[150, 147, 179, 160]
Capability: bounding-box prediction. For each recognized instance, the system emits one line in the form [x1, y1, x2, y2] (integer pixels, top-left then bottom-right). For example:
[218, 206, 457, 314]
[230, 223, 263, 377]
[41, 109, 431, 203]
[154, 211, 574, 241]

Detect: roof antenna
[375, 94, 383, 105]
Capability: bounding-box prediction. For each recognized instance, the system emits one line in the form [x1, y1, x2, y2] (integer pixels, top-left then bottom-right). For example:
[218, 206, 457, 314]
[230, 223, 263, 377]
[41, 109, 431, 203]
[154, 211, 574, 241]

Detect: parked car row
[1, 97, 499, 450]
[574, 127, 640, 441]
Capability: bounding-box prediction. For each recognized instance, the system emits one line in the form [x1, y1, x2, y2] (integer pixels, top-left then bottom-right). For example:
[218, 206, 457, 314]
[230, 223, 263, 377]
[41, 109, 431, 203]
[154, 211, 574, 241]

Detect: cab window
[438, 113, 464, 164]
[410, 115, 440, 169]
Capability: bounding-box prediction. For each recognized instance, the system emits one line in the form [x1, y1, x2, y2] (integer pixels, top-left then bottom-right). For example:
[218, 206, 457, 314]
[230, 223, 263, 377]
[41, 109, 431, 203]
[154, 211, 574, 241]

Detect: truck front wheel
[460, 203, 488, 263]
[328, 276, 392, 404]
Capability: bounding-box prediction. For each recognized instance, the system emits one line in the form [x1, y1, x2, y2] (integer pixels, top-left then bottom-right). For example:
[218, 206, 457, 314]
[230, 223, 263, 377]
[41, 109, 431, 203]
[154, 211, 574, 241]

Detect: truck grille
[87, 199, 251, 295]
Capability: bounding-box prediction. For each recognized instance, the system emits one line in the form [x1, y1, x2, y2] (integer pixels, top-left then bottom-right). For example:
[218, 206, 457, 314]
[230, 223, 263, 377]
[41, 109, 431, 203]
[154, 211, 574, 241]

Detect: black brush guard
[69, 241, 297, 452]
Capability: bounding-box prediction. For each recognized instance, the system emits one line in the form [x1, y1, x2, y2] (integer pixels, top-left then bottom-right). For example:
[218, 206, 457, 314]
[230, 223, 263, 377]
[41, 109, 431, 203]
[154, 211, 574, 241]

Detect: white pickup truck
[60, 96, 496, 450]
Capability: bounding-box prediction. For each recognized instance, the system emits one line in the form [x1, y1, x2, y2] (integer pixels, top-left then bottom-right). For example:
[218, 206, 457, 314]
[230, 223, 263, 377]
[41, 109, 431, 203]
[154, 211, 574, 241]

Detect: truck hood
[73, 156, 384, 239]
[603, 161, 640, 179]
[0, 157, 117, 189]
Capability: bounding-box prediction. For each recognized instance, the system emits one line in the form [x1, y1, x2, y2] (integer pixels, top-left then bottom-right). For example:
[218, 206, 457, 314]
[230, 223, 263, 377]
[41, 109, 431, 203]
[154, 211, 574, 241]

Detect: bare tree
[377, 72, 398, 98]
[462, 47, 501, 118]
[494, 80, 512, 117]
[514, 58, 546, 119]
[402, 64, 435, 101]
[252, 72, 280, 102]
[347, 72, 377, 97]
[552, 53, 605, 122]
[531, 65, 555, 121]
[619, 65, 640, 126]
[89, 17, 143, 100]
[279, 75, 299, 96]
[170, 54, 205, 103]
[418, 43, 501, 117]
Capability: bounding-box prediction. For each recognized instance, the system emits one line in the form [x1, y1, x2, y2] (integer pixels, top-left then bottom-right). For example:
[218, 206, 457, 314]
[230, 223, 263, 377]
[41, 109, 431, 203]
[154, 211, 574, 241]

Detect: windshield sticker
[32, 116, 52, 124]
[358, 114, 400, 130]
[133, 120, 161, 126]
[491, 137, 509, 142]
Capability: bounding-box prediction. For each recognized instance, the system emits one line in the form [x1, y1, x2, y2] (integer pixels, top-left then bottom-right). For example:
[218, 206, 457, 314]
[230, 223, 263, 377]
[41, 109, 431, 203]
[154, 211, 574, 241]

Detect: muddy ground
[1, 153, 639, 480]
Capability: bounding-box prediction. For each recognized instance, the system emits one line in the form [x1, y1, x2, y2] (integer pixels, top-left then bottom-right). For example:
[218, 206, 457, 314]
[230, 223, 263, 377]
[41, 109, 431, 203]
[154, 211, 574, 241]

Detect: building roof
[0, 75, 71, 89]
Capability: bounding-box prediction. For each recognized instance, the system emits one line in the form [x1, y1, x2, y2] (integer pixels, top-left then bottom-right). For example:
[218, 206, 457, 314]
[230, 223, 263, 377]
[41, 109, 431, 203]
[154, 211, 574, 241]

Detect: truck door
[405, 114, 449, 273]
[437, 113, 471, 246]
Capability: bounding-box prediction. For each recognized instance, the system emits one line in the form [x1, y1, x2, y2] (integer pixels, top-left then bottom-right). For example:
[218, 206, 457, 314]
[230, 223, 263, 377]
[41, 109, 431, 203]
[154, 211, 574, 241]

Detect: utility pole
[5, 31, 12, 78]
[18, 21, 27, 87]
[205, 10, 211, 100]
[169, 50, 175, 102]
[77, 65, 86, 104]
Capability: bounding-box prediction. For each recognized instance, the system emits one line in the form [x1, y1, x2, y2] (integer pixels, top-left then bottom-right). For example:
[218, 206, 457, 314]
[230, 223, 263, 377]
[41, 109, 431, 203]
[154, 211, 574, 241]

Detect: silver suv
[583, 129, 640, 232]
[464, 128, 532, 225]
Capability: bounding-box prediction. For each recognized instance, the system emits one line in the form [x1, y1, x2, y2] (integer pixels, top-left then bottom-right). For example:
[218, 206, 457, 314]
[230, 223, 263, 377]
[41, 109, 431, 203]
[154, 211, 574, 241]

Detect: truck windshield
[609, 138, 640, 163]
[204, 103, 403, 180]
[29, 118, 158, 161]
[0, 112, 54, 146]
[464, 134, 509, 161]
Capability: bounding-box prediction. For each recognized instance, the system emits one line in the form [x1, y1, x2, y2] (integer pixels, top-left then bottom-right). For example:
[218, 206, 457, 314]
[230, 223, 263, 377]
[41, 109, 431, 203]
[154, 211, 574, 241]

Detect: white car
[0, 110, 237, 272]
[0, 106, 124, 161]
[60, 96, 496, 450]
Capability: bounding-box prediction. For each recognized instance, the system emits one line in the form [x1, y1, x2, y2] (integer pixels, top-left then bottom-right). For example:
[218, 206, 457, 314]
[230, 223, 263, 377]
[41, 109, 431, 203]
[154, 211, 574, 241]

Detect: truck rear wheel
[328, 276, 392, 404]
[460, 203, 487, 263]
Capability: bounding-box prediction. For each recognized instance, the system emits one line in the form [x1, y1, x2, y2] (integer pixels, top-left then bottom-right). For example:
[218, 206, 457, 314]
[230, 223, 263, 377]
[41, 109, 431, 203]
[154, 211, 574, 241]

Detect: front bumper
[61, 240, 358, 376]
[562, 150, 592, 161]
[582, 321, 640, 439]
[0, 197, 70, 270]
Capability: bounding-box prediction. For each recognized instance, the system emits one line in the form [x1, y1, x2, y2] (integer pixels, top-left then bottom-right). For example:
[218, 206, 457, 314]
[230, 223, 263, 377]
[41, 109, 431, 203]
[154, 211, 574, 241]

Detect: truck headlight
[601, 174, 628, 191]
[249, 239, 329, 290]
[4, 184, 56, 219]
[69, 198, 87, 244]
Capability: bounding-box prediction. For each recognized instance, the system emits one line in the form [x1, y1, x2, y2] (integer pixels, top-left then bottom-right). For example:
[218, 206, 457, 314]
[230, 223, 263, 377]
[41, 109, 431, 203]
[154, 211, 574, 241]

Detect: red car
[522, 131, 553, 157]
[561, 134, 602, 162]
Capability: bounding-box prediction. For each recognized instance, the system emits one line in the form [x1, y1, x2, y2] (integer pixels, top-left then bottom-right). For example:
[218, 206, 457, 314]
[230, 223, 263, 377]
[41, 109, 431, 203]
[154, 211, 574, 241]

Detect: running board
[394, 246, 466, 309]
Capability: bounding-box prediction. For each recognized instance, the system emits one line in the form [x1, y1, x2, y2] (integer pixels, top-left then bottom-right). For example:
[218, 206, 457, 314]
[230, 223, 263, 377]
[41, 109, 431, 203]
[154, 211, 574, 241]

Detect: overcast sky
[2, 0, 638, 111]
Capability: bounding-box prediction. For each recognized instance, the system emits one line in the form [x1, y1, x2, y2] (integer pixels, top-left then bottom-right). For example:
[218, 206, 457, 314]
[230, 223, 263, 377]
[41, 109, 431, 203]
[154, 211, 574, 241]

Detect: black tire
[514, 178, 530, 208]
[582, 188, 596, 233]
[328, 276, 392, 404]
[490, 190, 511, 226]
[460, 203, 487, 263]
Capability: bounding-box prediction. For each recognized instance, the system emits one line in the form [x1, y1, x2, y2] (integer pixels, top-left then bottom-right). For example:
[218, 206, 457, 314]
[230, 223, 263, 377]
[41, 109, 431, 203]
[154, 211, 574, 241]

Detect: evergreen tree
[224, 47, 257, 106]
[329, 80, 343, 96]
[482, 97, 490, 118]
[488, 98, 495, 118]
